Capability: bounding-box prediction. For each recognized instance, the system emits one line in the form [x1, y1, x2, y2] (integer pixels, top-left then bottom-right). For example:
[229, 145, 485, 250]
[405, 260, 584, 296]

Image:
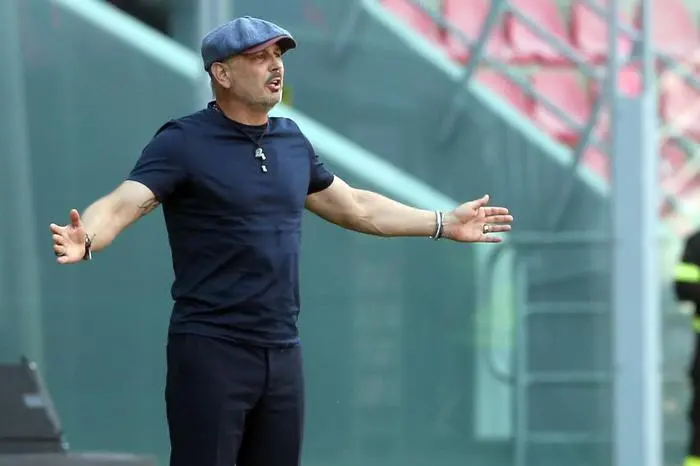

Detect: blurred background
[0, 0, 695, 465]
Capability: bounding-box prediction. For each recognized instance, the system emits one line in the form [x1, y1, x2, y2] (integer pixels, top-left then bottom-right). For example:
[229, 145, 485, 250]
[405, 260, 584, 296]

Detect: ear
[210, 63, 231, 89]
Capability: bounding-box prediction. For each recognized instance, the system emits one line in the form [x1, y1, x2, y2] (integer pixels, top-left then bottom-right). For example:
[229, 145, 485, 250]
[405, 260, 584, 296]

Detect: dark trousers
[165, 334, 304, 466]
[690, 332, 700, 458]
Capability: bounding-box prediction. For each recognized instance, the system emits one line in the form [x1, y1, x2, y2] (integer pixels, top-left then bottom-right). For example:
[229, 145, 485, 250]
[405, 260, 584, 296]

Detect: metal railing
[394, 0, 700, 230]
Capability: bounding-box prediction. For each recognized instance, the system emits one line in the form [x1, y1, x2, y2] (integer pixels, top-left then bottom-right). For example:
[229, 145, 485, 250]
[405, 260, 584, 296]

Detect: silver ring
[482, 224, 490, 234]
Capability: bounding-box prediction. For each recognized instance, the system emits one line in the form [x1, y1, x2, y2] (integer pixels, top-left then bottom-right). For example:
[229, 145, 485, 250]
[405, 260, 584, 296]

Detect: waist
[168, 319, 301, 348]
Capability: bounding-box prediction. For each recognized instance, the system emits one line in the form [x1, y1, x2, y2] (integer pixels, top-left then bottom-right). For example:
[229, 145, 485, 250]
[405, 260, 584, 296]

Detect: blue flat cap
[201, 16, 296, 71]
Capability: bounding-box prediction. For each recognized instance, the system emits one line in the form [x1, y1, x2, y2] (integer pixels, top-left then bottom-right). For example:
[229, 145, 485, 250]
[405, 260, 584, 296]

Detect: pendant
[255, 147, 268, 174]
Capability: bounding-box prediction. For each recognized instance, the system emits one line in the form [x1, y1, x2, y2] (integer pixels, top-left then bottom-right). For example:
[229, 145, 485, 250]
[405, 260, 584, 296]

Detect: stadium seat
[582, 148, 609, 180]
[570, 0, 633, 64]
[660, 144, 697, 202]
[661, 143, 686, 182]
[588, 66, 643, 139]
[678, 174, 700, 197]
[634, 0, 699, 61]
[505, 0, 570, 65]
[381, 0, 443, 45]
[475, 69, 530, 114]
[588, 65, 642, 99]
[531, 69, 591, 146]
[660, 76, 700, 141]
[443, 0, 511, 63]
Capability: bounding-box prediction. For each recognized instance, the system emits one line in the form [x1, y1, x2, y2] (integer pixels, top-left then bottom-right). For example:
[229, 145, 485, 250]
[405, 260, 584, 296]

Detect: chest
[185, 135, 311, 215]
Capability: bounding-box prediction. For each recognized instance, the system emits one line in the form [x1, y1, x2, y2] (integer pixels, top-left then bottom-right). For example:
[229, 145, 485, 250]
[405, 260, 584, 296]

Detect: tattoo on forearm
[137, 198, 161, 216]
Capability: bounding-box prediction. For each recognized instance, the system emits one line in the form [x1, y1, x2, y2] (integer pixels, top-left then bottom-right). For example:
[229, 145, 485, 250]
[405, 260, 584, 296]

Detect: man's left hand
[443, 194, 513, 243]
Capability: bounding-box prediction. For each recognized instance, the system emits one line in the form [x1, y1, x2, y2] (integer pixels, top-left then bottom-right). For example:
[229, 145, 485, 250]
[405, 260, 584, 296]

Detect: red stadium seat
[443, 0, 511, 63]
[475, 69, 530, 114]
[660, 144, 697, 203]
[589, 66, 643, 139]
[588, 66, 642, 98]
[381, 0, 443, 45]
[571, 0, 633, 64]
[531, 70, 591, 146]
[661, 77, 700, 141]
[582, 148, 609, 180]
[679, 174, 700, 197]
[634, 0, 699, 60]
[505, 0, 570, 65]
[615, 66, 643, 97]
[661, 143, 687, 183]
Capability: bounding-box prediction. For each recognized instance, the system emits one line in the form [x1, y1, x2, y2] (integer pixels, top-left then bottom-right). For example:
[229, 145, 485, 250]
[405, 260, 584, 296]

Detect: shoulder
[140, 119, 191, 167]
[147, 119, 187, 151]
[268, 117, 314, 151]
[269, 117, 305, 135]
[149, 109, 214, 150]
[151, 107, 221, 139]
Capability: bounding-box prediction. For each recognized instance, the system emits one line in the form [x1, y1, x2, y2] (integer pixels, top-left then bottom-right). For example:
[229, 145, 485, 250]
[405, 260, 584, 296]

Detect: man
[675, 230, 700, 466]
[49, 16, 513, 466]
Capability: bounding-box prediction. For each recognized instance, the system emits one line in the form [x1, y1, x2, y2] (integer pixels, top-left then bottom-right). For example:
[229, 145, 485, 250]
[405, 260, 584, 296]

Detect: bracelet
[430, 210, 444, 241]
[82, 233, 93, 261]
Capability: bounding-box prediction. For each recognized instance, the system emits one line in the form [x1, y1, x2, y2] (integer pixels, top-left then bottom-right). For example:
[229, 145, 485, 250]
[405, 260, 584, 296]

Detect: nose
[269, 57, 283, 72]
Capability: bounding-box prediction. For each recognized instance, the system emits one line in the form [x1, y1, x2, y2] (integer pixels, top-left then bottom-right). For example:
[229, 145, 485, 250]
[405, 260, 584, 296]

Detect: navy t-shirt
[127, 102, 335, 347]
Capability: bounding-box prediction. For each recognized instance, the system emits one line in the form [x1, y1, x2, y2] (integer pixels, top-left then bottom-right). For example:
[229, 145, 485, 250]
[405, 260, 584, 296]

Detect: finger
[485, 224, 511, 233]
[49, 223, 65, 235]
[53, 244, 66, 256]
[57, 255, 76, 265]
[485, 214, 514, 225]
[483, 206, 510, 216]
[479, 234, 503, 243]
[69, 209, 81, 228]
[53, 234, 66, 246]
[468, 194, 490, 210]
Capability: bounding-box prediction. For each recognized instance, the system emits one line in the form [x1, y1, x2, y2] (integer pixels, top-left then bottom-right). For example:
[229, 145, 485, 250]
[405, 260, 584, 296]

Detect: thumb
[69, 209, 82, 228]
[471, 194, 490, 209]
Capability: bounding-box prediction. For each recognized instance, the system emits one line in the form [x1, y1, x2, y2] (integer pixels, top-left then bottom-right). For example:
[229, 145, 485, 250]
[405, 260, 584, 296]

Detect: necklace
[211, 102, 269, 173]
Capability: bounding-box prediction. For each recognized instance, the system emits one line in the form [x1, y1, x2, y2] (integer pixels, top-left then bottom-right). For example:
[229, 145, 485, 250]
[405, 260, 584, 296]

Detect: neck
[213, 98, 269, 126]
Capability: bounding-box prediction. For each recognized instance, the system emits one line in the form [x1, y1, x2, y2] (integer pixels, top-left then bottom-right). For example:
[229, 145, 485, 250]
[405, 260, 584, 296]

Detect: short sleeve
[127, 121, 188, 202]
[306, 142, 335, 195]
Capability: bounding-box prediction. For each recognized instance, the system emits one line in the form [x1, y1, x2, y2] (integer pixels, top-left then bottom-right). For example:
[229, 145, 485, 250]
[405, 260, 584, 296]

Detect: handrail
[407, 0, 609, 153]
[581, 0, 700, 95]
[402, 0, 697, 216]
[55, 0, 202, 80]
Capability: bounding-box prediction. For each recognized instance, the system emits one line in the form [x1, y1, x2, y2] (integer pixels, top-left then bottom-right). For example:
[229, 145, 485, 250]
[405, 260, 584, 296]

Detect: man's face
[212, 43, 284, 111]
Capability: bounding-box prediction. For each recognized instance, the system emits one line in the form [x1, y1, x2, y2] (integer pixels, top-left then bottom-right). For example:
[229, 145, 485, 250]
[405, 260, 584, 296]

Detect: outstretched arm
[78, 180, 160, 251]
[305, 177, 437, 237]
[305, 177, 513, 242]
[50, 122, 188, 264]
[50, 180, 159, 263]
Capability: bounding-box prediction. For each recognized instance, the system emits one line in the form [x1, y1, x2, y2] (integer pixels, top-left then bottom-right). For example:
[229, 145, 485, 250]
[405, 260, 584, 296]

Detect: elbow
[348, 190, 388, 236]
[340, 212, 388, 236]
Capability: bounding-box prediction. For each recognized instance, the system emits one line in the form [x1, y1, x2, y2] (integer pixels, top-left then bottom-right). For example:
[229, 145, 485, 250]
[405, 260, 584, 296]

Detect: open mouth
[267, 78, 282, 92]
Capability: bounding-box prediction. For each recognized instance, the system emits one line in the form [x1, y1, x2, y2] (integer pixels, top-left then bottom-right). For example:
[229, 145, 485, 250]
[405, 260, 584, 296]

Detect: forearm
[80, 197, 128, 252]
[347, 190, 437, 237]
[81, 192, 157, 253]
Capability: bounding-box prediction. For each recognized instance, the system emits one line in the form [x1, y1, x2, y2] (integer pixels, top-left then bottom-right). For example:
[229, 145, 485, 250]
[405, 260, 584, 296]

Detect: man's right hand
[50, 209, 88, 264]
